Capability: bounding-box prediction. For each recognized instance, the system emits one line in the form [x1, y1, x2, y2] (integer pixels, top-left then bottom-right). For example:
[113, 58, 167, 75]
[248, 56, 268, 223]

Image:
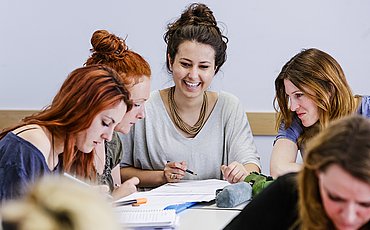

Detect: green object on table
[244, 172, 274, 197]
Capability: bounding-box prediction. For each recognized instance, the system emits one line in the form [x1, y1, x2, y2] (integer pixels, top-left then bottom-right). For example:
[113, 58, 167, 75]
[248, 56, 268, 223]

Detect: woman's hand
[221, 161, 248, 183]
[164, 161, 187, 182]
[112, 177, 139, 200]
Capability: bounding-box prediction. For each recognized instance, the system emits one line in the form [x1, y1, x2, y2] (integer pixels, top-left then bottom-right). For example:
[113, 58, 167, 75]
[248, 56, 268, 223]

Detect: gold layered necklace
[167, 86, 208, 136]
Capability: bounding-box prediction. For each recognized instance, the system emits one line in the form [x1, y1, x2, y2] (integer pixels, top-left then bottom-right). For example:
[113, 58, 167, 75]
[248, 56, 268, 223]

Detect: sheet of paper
[114, 179, 230, 211]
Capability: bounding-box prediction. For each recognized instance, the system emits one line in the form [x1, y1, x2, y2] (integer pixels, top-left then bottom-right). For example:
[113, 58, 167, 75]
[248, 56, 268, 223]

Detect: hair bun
[188, 3, 217, 26]
[90, 30, 128, 58]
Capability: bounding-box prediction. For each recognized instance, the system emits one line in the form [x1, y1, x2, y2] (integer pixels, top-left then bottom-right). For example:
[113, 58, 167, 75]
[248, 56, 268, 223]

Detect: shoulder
[106, 131, 122, 165]
[12, 125, 51, 157]
[216, 91, 244, 110]
[276, 116, 303, 143]
[148, 90, 161, 102]
[218, 91, 241, 103]
[357, 95, 370, 117]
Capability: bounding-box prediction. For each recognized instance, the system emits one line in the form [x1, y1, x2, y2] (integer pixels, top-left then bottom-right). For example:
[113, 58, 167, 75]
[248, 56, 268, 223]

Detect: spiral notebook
[118, 209, 177, 228]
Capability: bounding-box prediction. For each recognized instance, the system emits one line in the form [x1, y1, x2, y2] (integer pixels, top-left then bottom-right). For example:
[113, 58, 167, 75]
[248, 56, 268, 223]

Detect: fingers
[125, 176, 140, 186]
[164, 161, 186, 182]
[114, 178, 139, 199]
[221, 162, 248, 183]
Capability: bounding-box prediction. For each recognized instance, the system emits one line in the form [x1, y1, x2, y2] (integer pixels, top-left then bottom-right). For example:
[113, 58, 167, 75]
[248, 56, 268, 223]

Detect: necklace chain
[167, 86, 208, 136]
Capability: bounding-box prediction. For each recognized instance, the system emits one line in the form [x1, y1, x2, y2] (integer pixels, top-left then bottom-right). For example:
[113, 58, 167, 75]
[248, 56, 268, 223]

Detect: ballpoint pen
[114, 198, 147, 206]
[166, 161, 198, 175]
[164, 202, 198, 214]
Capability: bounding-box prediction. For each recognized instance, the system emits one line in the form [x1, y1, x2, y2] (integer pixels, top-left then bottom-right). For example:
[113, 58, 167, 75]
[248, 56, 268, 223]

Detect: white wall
[1, 0, 369, 174]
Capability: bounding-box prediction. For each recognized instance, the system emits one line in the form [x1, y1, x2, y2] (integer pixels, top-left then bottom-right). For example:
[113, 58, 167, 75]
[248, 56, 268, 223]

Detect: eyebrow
[132, 98, 147, 102]
[179, 58, 212, 64]
[325, 186, 370, 204]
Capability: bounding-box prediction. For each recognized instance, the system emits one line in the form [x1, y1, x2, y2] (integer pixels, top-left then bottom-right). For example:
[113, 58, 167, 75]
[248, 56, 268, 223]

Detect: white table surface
[177, 208, 240, 230]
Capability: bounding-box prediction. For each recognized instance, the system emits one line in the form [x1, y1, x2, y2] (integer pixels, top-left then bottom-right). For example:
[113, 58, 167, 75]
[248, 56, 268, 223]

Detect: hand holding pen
[165, 161, 197, 182]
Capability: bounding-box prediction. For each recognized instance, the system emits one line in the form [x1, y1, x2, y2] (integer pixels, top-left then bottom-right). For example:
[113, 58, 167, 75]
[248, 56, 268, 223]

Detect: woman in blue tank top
[270, 48, 370, 178]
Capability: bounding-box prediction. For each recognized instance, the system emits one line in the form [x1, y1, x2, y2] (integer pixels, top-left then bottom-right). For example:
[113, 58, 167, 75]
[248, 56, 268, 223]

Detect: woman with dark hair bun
[120, 3, 261, 188]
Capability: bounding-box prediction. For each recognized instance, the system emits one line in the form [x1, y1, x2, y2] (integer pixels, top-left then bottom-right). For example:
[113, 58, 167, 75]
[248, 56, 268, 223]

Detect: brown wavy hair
[296, 115, 370, 229]
[164, 3, 228, 75]
[0, 65, 131, 179]
[85, 29, 151, 90]
[273, 48, 357, 148]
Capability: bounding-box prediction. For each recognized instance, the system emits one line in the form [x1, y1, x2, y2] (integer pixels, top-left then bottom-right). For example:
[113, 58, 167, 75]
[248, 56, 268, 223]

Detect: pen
[114, 198, 147, 206]
[166, 161, 198, 175]
[185, 169, 197, 175]
[164, 202, 198, 214]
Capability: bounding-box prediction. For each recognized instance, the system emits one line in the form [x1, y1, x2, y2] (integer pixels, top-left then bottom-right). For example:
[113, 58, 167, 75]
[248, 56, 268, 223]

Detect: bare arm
[270, 139, 302, 178]
[111, 164, 121, 185]
[120, 161, 188, 188]
[120, 167, 166, 188]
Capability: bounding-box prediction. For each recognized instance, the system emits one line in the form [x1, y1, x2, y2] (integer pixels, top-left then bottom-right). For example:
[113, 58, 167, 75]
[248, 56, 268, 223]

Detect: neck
[48, 132, 64, 169]
[172, 87, 205, 112]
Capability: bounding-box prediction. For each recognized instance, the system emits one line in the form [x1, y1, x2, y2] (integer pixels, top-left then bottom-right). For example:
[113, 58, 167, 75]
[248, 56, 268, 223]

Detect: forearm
[244, 163, 261, 174]
[120, 167, 166, 188]
[270, 162, 302, 178]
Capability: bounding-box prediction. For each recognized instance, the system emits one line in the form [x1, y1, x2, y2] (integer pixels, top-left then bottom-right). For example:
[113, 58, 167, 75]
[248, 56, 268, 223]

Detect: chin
[78, 146, 94, 153]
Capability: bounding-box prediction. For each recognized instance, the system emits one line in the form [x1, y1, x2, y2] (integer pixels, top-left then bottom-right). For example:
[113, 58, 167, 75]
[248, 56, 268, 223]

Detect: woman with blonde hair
[1, 176, 121, 230]
[270, 48, 370, 178]
[85, 29, 151, 199]
[225, 115, 370, 229]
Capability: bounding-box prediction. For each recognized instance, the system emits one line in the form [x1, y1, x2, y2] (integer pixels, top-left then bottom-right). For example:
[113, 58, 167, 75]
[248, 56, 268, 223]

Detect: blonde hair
[297, 115, 370, 229]
[1, 176, 121, 230]
[274, 48, 357, 147]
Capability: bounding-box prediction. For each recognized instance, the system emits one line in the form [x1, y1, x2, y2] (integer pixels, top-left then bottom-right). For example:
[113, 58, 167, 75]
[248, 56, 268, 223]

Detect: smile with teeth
[184, 80, 201, 88]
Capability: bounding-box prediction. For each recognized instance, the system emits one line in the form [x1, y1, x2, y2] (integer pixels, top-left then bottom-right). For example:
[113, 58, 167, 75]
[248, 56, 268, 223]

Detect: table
[177, 208, 240, 230]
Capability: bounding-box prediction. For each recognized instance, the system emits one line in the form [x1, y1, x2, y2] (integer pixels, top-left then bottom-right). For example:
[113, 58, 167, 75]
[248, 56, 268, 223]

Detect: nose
[101, 128, 114, 142]
[188, 67, 199, 79]
[137, 106, 145, 120]
[341, 203, 357, 225]
[289, 97, 299, 112]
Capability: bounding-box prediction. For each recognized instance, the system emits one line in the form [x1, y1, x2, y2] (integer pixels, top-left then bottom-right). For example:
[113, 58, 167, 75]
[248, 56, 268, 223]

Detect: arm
[120, 167, 166, 188]
[109, 164, 140, 200]
[221, 162, 260, 183]
[270, 138, 302, 178]
[221, 93, 261, 181]
[120, 161, 187, 188]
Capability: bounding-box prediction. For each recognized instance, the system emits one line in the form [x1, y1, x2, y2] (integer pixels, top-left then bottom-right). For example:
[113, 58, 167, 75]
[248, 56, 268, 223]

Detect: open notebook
[118, 209, 177, 228]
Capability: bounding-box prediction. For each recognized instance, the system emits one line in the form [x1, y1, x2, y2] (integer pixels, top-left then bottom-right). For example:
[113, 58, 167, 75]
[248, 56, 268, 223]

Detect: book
[118, 209, 177, 228]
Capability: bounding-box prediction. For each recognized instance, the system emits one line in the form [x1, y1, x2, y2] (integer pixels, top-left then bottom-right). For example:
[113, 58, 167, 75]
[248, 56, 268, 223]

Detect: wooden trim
[246, 112, 277, 136]
[0, 110, 38, 131]
[0, 110, 277, 136]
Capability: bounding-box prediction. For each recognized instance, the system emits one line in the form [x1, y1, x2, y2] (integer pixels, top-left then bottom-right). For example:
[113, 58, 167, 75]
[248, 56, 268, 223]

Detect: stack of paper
[114, 179, 230, 228]
[117, 209, 177, 229]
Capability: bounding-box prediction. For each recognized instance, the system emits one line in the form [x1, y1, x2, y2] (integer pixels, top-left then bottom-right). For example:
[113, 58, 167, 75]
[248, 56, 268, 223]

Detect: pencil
[114, 198, 147, 206]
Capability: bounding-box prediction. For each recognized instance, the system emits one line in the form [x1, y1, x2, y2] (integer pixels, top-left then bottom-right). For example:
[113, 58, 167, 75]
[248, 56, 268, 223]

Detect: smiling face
[75, 101, 126, 153]
[170, 40, 216, 99]
[115, 76, 151, 134]
[318, 164, 370, 230]
[284, 79, 319, 127]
